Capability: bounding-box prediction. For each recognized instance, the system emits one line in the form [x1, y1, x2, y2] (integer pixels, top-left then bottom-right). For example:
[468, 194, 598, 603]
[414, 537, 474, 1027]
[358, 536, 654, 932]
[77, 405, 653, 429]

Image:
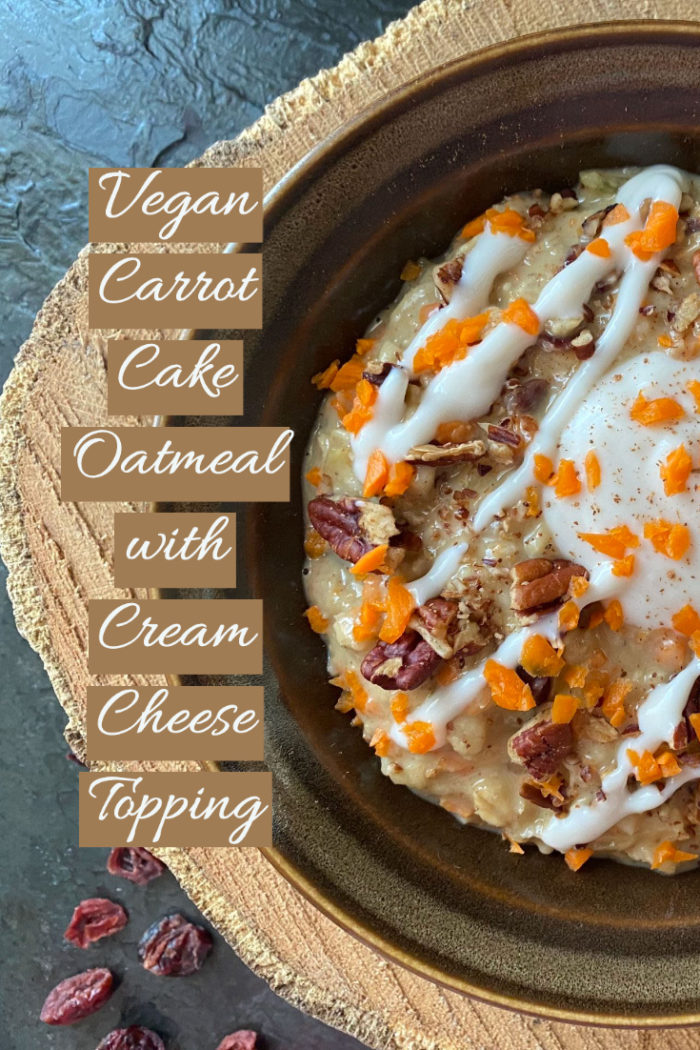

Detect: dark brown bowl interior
[170, 22, 700, 1023]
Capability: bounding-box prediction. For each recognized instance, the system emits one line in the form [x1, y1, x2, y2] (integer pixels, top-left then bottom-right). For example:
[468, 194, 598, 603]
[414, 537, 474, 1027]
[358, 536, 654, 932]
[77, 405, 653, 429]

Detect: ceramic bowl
[173, 22, 700, 1024]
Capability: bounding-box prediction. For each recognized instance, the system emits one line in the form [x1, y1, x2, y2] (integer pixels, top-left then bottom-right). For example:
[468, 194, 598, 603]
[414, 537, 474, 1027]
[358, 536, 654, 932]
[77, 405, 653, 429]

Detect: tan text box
[108, 339, 243, 416]
[79, 772, 271, 847]
[88, 598, 262, 674]
[89, 167, 263, 243]
[88, 252, 261, 330]
[86, 685, 263, 761]
[61, 426, 292, 502]
[114, 512, 236, 589]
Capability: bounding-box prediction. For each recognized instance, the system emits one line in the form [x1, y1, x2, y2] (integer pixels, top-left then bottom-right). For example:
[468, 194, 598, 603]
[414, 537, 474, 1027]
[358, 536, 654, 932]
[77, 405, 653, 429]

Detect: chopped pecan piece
[520, 780, 566, 810]
[405, 440, 486, 466]
[411, 597, 459, 658]
[434, 256, 464, 303]
[308, 496, 398, 564]
[581, 204, 615, 240]
[361, 628, 441, 690]
[509, 715, 574, 781]
[511, 558, 588, 615]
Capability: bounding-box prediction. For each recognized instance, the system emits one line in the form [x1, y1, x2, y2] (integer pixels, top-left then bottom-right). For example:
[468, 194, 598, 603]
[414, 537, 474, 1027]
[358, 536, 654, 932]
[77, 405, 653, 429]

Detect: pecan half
[361, 628, 441, 690]
[511, 558, 588, 615]
[509, 715, 574, 781]
[308, 496, 398, 564]
[434, 256, 464, 303]
[405, 440, 486, 466]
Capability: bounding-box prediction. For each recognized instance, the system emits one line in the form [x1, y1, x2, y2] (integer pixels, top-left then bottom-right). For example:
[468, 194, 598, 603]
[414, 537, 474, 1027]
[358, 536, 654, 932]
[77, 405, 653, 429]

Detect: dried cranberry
[138, 913, 212, 976]
[97, 1028, 165, 1050]
[515, 666, 552, 706]
[40, 967, 114, 1025]
[64, 898, 128, 948]
[216, 1032, 258, 1050]
[107, 847, 165, 886]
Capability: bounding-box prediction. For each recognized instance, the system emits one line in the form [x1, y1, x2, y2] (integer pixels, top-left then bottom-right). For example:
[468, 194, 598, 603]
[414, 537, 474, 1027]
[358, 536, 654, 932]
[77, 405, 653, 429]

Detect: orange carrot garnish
[687, 378, 700, 411]
[565, 847, 593, 872]
[660, 444, 692, 496]
[601, 680, 631, 728]
[603, 203, 630, 226]
[519, 635, 564, 677]
[502, 298, 540, 336]
[672, 603, 700, 636]
[587, 237, 611, 258]
[584, 450, 601, 490]
[578, 525, 638, 559]
[379, 576, 416, 643]
[630, 390, 684, 426]
[413, 314, 489, 373]
[384, 462, 415, 498]
[305, 466, 322, 486]
[558, 601, 580, 632]
[644, 519, 691, 560]
[625, 201, 679, 260]
[404, 721, 436, 754]
[312, 359, 340, 389]
[552, 694, 580, 724]
[651, 841, 698, 870]
[329, 354, 365, 391]
[355, 337, 376, 356]
[363, 449, 389, 498]
[612, 554, 635, 577]
[305, 605, 329, 633]
[553, 459, 581, 498]
[390, 692, 409, 724]
[533, 453, 554, 483]
[350, 544, 389, 577]
[483, 660, 535, 711]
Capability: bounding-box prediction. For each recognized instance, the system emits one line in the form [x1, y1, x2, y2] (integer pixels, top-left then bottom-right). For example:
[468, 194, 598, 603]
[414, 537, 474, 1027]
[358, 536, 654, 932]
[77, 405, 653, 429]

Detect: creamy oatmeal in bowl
[302, 165, 700, 875]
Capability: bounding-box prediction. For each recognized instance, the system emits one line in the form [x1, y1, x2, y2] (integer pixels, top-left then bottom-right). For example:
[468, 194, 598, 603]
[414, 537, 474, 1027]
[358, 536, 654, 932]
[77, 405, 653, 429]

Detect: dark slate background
[0, 3, 413, 1048]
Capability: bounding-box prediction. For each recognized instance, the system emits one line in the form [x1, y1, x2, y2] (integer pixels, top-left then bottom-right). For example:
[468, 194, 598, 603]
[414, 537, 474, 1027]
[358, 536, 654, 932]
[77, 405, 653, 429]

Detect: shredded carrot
[643, 519, 691, 560]
[558, 601, 580, 632]
[305, 605, 329, 633]
[384, 461, 415, 498]
[533, 453, 555, 484]
[404, 720, 436, 754]
[630, 390, 684, 426]
[625, 201, 679, 261]
[660, 444, 692, 496]
[524, 486, 541, 518]
[355, 337, 375, 356]
[587, 237, 611, 258]
[400, 260, 421, 281]
[507, 837, 525, 855]
[304, 528, 327, 559]
[584, 450, 601, 490]
[312, 359, 340, 389]
[363, 449, 389, 498]
[485, 207, 536, 241]
[553, 459, 581, 499]
[651, 840, 698, 870]
[353, 600, 383, 642]
[520, 635, 565, 677]
[390, 692, 409, 724]
[627, 747, 679, 786]
[657, 750, 682, 778]
[601, 679, 631, 728]
[578, 525, 639, 559]
[379, 576, 416, 643]
[351, 544, 389, 577]
[344, 669, 368, 714]
[461, 214, 486, 239]
[603, 203, 630, 226]
[564, 663, 587, 689]
[687, 379, 700, 411]
[342, 376, 378, 434]
[570, 576, 589, 600]
[582, 668, 610, 708]
[483, 660, 535, 711]
[604, 599, 624, 631]
[412, 314, 489, 373]
[436, 420, 473, 444]
[329, 354, 365, 392]
[658, 333, 674, 349]
[612, 554, 635, 577]
[565, 847, 593, 872]
[689, 712, 700, 741]
[502, 298, 540, 336]
[370, 728, 391, 756]
[673, 603, 700, 636]
[552, 693, 580, 724]
[305, 466, 322, 486]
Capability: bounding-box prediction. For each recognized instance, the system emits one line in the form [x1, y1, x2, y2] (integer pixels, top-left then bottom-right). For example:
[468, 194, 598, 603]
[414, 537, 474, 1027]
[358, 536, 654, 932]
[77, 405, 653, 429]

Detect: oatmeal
[303, 166, 700, 874]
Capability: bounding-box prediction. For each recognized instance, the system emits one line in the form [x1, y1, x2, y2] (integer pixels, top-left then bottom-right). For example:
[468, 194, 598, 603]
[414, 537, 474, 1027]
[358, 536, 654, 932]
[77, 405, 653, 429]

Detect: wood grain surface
[3, 1, 700, 1047]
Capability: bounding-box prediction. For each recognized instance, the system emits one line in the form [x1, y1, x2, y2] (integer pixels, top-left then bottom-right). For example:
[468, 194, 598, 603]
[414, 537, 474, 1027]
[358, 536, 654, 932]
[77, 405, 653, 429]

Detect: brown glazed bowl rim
[161, 19, 700, 1027]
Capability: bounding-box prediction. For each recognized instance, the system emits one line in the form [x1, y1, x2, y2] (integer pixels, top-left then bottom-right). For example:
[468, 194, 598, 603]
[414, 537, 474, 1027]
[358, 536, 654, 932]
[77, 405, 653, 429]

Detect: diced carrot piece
[305, 605, 329, 633]
[570, 576, 589, 599]
[461, 214, 486, 239]
[390, 692, 409, 724]
[658, 333, 674, 348]
[612, 554, 635, 577]
[384, 462, 415, 498]
[672, 603, 700, 636]
[587, 237, 611, 258]
[627, 748, 662, 785]
[312, 359, 340, 389]
[657, 750, 682, 778]
[329, 355, 366, 392]
[644, 519, 691, 560]
[304, 528, 327, 559]
[524, 486, 540, 517]
[553, 459, 581, 498]
[400, 260, 421, 281]
[558, 601, 579, 632]
[565, 847, 593, 872]
[485, 207, 536, 242]
[689, 712, 700, 741]
[584, 450, 601, 490]
[601, 679, 631, 728]
[630, 390, 684, 426]
[533, 453, 554, 483]
[687, 379, 700, 411]
[578, 526, 638, 559]
[641, 201, 680, 252]
[603, 203, 630, 226]
[651, 840, 698, 870]
[353, 599, 382, 642]
[502, 298, 540, 336]
[370, 728, 391, 756]
[483, 660, 535, 711]
[344, 669, 368, 714]
[404, 720, 436, 754]
[379, 576, 416, 643]
[660, 444, 692, 496]
[355, 337, 375, 356]
[351, 544, 389, 577]
[520, 635, 565, 677]
[564, 664, 587, 689]
[413, 314, 489, 373]
[305, 466, 322, 486]
[604, 599, 624, 631]
[552, 694, 580, 724]
[363, 449, 389, 498]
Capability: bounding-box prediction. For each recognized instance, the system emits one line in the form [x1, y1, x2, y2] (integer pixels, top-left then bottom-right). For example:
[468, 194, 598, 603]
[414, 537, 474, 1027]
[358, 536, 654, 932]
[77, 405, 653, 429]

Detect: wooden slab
[3, 1, 700, 1047]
